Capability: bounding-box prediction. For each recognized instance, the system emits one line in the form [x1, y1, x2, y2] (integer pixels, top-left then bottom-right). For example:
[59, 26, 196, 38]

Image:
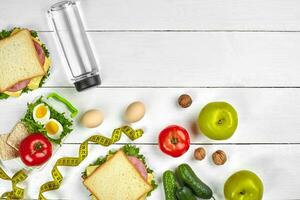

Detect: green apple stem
[217, 118, 225, 125]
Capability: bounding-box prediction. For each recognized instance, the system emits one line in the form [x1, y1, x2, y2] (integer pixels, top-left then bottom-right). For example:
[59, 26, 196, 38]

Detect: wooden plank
[1, 0, 300, 31]
[37, 32, 300, 87]
[1, 144, 299, 199]
[1, 88, 300, 143]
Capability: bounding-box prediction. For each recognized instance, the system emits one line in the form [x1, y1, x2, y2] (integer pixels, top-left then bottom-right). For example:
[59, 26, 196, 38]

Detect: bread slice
[0, 29, 45, 92]
[7, 122, 30, 150]
[86, 165, 148, 200]
[0, 134, 19, 160]
[83, 150, 153, 200]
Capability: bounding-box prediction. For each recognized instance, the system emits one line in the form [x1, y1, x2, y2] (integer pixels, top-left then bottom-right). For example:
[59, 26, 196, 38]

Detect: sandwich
[0, 28, 51, 99]
[82, 145, 157, 200]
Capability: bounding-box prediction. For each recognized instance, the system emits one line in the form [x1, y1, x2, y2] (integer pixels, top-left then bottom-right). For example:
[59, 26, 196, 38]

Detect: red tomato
[158, 125, 190, 157]
[19, 133, 52, 166]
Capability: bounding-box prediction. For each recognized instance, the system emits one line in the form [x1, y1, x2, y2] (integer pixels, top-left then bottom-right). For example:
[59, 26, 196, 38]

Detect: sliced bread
[6, 122, 30, 150]
[0, 134, 19, 160]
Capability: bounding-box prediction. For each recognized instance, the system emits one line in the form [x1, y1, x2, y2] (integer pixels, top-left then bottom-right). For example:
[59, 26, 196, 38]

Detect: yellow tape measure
[0, 168, 28, 200]
[0, 126, 142, 200]
[38, 125, 143, 200]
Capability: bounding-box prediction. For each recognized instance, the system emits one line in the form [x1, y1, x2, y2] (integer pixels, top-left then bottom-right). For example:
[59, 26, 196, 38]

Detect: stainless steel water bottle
[48, 1, 101, 91]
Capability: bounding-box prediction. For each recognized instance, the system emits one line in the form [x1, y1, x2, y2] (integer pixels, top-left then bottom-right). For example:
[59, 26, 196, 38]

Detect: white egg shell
[33, 103, 50, 124]
[45, 118, 63, 140]
[124, 101, 146, 123]
[80, 109, 104, 128]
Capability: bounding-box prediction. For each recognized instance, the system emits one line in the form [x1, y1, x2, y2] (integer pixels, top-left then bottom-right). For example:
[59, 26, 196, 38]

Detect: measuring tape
[0, 168, 28, 200]
[0, 126, 143, 200]
[38, 125, 143, 200]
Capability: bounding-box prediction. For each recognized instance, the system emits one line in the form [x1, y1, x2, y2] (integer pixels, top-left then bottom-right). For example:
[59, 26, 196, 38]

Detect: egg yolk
[36, 105, 47, 118]
[45, 121, 59, 135]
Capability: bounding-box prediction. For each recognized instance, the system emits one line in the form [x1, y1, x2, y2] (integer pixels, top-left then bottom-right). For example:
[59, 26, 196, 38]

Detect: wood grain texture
[36, 32, 300, 87]
[1, 0, 300, 199]
[1, 88, 300, 144]
[1, 144, 299, 199]
[1, 0, 300, 31]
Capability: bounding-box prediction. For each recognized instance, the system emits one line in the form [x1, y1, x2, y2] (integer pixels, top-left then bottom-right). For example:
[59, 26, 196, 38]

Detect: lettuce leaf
[0, 29, 13, 39]
[0, 93, 9, 100]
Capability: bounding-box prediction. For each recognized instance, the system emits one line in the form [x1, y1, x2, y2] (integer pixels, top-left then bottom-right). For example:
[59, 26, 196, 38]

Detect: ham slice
[33, 40, 45, 66]
[7, 79, 31, 92]
[127, 156, 148, 180]
[6, 39, 45, 92]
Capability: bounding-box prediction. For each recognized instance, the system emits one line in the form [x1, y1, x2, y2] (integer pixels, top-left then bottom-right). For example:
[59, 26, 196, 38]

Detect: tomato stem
[171, 137, 178, 145]
[34, 142, 43, 151]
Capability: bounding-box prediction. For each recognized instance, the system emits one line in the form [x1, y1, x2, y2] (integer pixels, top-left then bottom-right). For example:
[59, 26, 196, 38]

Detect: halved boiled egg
[44, 119, 63, 140]
[33, 103, 50, 124]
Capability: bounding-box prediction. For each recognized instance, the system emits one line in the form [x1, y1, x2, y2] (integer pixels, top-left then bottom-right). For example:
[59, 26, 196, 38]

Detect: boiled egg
[44, 119, 63, 140]
[33, 103, 50, 124]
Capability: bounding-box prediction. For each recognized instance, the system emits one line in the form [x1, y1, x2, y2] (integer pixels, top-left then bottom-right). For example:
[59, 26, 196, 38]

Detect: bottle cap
[74, 75, 101, 91]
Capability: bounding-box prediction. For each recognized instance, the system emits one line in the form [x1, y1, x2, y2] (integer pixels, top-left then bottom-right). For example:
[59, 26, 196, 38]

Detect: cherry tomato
[19, 133, 52, 166]
[158, 125, 190, 157]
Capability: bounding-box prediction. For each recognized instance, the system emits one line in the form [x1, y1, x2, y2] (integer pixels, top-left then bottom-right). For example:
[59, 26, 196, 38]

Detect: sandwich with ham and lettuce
[82, 145, 157, 200]
[0, 28, 51, 99]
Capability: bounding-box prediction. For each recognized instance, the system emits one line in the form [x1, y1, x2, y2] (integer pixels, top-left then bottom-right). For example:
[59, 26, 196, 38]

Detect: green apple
[224, 170, 264, 200]
[198, 102, 238, 140]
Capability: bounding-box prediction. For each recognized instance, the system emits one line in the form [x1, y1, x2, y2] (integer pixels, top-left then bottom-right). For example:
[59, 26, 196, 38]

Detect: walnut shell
[194, 147, 206, 160]
[212, 150, 227, 165]
[178, 94, 192, 108]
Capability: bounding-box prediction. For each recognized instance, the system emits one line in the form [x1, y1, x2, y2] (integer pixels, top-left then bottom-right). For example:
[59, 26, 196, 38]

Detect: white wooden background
[1, 0, 300, 199]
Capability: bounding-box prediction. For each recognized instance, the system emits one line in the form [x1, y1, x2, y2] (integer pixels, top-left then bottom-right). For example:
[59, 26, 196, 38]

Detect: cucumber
[176, 186, 196, 200]
[176, 163, 213, 199]
[163, 170, 178, 200]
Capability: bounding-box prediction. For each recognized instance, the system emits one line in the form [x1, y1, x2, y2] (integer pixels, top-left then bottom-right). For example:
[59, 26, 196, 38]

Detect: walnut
[194, 147, 206, 160]
[178, 94, 192, 108]
[212, 150, 227, 165]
